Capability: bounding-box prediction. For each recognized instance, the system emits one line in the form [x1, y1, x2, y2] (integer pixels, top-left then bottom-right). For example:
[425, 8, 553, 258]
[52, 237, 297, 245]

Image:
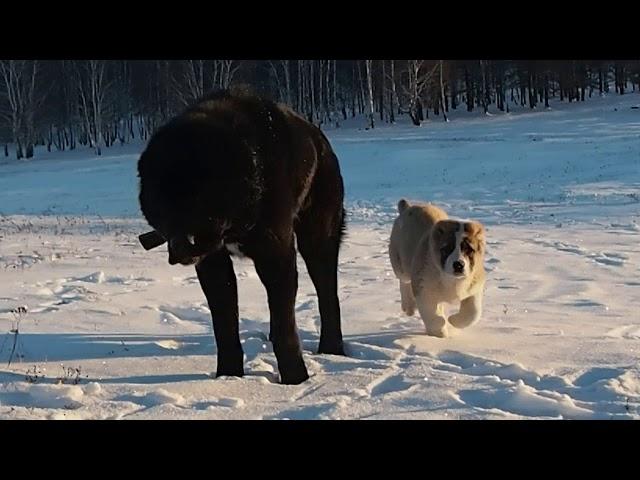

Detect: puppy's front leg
[449, 293, 483, 329]
[414, 289, 449, 338]
[400, 281, 416, 316]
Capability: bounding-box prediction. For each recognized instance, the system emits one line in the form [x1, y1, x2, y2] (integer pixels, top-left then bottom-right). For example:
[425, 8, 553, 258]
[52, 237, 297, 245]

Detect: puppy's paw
[402, 306, 416, 316]
[449, 312, 480, 329]
[423, 316, 449, 338]
[425, 325, 450, 338]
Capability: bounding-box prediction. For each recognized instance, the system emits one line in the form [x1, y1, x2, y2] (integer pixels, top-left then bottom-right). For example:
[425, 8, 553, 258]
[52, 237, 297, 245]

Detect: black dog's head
[138, 113, 262, 266]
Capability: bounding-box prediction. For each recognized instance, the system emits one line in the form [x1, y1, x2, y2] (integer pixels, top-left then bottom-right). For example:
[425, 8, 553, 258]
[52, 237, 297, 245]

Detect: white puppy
[389, 199, 486, 338]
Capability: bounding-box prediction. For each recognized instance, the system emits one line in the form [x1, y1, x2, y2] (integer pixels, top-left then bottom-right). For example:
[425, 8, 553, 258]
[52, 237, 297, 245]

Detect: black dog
[137, 88, 346, 384]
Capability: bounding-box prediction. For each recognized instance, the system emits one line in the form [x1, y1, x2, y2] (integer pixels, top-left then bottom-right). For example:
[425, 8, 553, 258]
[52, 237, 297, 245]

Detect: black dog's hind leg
[196, 251, 244, 377]
[296, 208, 346, 356]
[252, 234, 309, 385]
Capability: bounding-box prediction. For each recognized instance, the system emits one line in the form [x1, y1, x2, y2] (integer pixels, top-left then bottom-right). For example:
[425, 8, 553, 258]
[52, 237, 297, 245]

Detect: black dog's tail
[338, 206, 347, 244]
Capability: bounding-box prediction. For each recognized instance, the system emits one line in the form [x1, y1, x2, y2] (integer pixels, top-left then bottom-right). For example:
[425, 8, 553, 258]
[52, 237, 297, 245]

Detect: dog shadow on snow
[0, 317, 423, 386]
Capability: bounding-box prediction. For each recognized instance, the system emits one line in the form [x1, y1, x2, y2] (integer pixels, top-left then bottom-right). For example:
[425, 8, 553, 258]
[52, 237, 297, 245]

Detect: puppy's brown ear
[432, 221, 446, 241]
[398, 199, 410, 213]
[466, 222, 486, 252]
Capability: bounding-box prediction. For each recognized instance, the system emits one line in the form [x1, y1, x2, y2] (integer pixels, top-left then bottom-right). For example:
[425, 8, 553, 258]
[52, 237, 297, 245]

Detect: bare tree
[388, 60, 398, 123]
[365, 60, 375, 129]
[480, 60, 489, 114]
[439, 60, 448, 122]
[268, 62, 284, 101]
[219, 60, 241, 88]
[404, 60, 438, 126]
[174, 60, 207, 106]
[59, 60, 79, 151]
[297, 60, 303, 112]
[282, 60, 292, 105]
[356, 60, 365, 115]
[332, 59, 338, 124]
[73, 60, 110, 155]
[2, 59, 638, 161]
[379, 60, 386, 122]
[172, 59, 226, 107]
[0, 60, 45, 159]
[309, 60, 316, 123]
[318, 60, 324, 124]
[324, 59, 331, 123]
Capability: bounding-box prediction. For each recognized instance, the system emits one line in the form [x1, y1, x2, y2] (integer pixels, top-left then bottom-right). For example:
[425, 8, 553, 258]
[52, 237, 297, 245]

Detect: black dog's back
[138, 88, 346, 385]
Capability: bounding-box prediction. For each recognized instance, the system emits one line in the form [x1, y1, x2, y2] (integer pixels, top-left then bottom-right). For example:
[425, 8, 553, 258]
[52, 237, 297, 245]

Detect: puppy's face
[431, 220, 485, 278]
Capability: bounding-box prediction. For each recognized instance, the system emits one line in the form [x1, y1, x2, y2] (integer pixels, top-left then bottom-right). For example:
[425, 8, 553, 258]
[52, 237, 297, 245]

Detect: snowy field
[0, 94, 639, 419]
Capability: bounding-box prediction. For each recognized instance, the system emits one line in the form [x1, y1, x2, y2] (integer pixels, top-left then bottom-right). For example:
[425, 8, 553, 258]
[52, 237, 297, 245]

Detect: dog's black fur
[138, 88, 346, 384]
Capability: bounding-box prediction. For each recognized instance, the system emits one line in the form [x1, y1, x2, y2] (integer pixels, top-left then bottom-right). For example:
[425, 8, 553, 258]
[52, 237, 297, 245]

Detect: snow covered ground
[1, 94, 639, 419]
